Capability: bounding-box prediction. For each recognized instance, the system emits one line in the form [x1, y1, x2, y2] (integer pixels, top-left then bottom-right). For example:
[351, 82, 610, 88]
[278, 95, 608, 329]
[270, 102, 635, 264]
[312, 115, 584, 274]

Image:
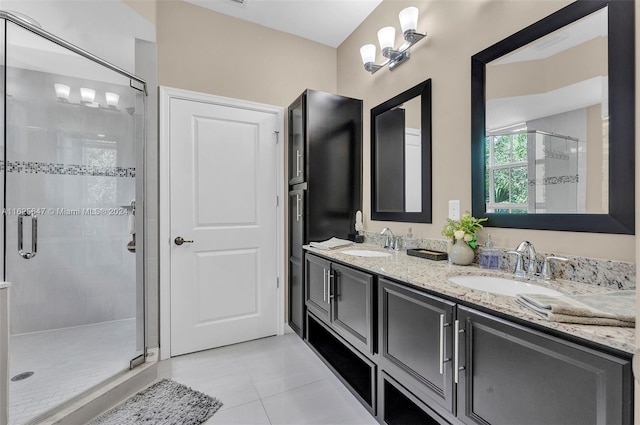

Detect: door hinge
[274, 130, 280, 143]
[276, 196, 279, 207]
[276, 277, 280, 288]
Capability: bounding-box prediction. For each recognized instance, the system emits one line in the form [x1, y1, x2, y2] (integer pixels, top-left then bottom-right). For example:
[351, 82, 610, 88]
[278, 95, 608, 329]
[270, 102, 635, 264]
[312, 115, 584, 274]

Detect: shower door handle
[18, 212, 37, 259]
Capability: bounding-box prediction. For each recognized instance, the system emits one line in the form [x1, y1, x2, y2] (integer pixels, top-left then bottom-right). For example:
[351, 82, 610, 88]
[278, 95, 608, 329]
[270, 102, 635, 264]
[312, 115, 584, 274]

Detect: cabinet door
[288, 256, 304, 336]
[305, 254, 331, 321]
[379, 278, 456, 415]
[456, 306, 632, 425]
[288, 189, 305, 258]
[331, 263, 374, 355]
[288, 95, 305, 185]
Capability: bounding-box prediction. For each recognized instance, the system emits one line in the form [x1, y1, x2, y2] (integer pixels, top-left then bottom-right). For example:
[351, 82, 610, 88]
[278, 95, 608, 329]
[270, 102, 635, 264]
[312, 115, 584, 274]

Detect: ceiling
[183, 0, 383, 48]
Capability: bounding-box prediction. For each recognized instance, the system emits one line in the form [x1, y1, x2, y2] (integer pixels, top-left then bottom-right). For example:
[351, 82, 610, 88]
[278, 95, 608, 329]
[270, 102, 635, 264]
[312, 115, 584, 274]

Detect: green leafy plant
[441, 212, 488, 249]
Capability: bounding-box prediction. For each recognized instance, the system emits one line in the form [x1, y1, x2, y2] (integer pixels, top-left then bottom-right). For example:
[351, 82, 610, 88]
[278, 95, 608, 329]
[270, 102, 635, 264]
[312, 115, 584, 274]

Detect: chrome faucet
[380, 228, 398, 250]
[541, 256, 569, 280]
[506, 241, 538, 278]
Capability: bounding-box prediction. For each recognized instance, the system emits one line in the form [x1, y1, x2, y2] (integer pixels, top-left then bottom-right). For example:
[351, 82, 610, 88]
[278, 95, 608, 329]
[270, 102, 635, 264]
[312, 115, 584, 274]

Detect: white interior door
[169, 96, 278, 356]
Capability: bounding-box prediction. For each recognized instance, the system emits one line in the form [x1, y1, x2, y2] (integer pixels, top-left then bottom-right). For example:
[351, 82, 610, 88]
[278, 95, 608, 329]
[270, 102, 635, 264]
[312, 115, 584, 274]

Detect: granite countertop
[304, 243, 635, 355]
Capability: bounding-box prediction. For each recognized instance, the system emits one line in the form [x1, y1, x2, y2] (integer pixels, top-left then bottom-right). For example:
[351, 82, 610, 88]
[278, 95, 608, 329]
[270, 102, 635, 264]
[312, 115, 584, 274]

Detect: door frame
[159, 86, 285, 360]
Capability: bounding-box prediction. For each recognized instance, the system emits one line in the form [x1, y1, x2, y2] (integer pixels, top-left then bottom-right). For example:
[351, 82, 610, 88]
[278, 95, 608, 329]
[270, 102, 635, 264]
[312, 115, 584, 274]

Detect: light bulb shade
[360, 44, 376, 65]
[105, 92, 120, 107]
[80, 88, 96, 103]
[377, 26, 396, 50]
[54, 83, 70, 100]
[399, 6, 419, 33]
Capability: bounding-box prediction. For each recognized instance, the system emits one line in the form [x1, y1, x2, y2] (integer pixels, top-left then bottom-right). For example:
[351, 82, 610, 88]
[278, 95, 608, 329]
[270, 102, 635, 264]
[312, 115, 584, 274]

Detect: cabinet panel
[305, 90, 362, 242]
[332, 263, 374, 354]
[288, 256, 303, 336]
[379, 278, 456, 414]
[457, 306, 632, 425]
[305, 254, 331, 321]
[288, 189, 304, 258]
[288, 95, 305, 185]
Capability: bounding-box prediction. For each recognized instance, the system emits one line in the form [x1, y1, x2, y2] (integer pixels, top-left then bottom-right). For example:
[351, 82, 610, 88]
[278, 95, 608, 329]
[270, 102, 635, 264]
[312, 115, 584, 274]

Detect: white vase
[449, 239, 475, 265]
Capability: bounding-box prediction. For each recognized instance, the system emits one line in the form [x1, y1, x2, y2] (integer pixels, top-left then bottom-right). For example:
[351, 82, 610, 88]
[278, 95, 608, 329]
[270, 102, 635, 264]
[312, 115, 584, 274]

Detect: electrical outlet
[448, 200, 460, 220]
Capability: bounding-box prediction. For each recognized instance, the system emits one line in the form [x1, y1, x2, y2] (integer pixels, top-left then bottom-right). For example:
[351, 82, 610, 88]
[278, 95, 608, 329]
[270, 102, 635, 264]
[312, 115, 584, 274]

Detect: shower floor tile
[9, 319, 137, 425]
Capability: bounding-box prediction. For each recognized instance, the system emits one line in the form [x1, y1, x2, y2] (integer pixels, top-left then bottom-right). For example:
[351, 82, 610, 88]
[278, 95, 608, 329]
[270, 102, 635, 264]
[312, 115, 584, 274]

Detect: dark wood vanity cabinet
[305, 253, 375, 355]
[379, 279, 456, 417]
[456, 306, 632, 425]
[287, 90, 363, 337]
[305, 253, 376, 414]
[303, 255, 633, 425]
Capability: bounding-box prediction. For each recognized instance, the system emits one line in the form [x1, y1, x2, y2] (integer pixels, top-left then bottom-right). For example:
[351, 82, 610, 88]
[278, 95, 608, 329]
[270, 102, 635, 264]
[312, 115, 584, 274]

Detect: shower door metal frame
[0, 9, 149, 424]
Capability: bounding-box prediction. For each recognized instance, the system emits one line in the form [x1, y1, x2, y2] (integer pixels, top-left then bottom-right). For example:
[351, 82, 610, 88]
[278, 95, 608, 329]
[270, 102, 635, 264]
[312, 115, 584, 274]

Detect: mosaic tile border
[0, 161, 135, 177]
[528, 175, 579, 186]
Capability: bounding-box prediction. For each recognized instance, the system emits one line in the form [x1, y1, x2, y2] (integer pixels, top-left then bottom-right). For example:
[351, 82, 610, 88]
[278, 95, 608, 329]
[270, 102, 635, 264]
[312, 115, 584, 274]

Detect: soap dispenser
[403, 227, 417, 250]
[479, 234, 500, 269]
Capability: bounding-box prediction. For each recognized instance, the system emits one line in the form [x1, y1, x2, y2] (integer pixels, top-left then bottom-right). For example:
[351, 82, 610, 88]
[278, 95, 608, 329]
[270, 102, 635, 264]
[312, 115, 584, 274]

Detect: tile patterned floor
[158, 332, 378, 425]
[9, 319, 138, 425]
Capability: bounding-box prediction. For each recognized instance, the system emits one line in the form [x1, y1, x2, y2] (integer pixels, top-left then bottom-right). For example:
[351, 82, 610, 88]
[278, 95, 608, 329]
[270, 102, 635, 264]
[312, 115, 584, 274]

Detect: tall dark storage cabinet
[288, 90, 362, 337]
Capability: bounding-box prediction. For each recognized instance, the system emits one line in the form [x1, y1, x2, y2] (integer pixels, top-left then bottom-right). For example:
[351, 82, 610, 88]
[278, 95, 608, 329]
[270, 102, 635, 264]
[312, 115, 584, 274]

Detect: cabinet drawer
[379, 278, 456, 414]
[456, 306, 632, 425]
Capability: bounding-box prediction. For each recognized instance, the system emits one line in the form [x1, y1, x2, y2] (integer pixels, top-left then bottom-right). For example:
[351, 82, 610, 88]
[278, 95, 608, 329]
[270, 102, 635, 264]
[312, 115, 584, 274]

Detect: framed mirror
[371, 79, 432, 223]
[471, 0, 634, 234]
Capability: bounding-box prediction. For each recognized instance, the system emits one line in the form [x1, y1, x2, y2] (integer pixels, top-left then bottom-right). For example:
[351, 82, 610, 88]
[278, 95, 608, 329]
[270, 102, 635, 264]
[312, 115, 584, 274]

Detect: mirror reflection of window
[484, 7, 608, 215]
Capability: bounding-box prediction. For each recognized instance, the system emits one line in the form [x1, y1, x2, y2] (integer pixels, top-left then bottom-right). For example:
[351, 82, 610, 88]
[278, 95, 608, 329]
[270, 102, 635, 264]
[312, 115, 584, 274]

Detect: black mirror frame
[471, 0, 634, 234]
[371, 79, 432, 223]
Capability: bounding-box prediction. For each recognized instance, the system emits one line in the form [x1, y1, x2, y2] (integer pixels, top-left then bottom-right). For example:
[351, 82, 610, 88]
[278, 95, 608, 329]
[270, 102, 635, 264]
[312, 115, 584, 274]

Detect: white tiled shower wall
[0, 0, 159, 345]
[5, 66, 138, 334]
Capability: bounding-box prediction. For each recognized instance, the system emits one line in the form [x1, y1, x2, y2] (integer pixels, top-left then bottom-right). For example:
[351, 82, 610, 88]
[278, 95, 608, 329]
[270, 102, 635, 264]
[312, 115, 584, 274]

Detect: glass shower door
[4, 21, 145, 425]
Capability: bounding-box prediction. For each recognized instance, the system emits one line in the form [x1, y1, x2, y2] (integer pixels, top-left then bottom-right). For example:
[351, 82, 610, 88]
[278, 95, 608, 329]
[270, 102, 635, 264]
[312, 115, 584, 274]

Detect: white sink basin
[341, 249, 392, 258]
[448, 275, 562, 297]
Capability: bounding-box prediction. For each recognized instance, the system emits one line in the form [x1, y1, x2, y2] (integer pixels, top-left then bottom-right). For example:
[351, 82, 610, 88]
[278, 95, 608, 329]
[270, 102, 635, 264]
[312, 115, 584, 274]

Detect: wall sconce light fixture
[360, 6, 426, 74]
[105, 92, 120, 108]
[80, 88, 96, 104]
[54, 83, 70, 101]
[53, 84, 122, 112]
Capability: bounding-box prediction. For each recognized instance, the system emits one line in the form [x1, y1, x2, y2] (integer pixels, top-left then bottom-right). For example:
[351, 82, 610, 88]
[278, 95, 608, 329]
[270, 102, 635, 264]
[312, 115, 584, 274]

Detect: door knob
[174, 236, 194, 246]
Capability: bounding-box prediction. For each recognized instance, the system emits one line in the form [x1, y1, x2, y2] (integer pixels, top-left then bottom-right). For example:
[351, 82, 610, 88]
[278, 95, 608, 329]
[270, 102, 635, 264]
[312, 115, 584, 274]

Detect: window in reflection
[484, 7, 608, 215]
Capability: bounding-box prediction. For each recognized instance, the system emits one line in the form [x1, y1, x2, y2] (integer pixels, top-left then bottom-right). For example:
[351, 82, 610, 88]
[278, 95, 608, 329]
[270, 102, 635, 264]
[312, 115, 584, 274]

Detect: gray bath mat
[88, 379, 222, 425]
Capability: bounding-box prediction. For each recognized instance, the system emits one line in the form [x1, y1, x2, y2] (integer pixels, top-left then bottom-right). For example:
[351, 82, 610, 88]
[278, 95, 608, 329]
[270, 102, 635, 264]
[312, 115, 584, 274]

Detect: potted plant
[441, 212, 487, 265]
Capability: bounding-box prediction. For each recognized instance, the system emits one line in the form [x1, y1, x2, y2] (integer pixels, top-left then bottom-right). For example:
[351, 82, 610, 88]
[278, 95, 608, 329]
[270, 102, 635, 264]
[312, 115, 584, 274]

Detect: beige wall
[123, 0, 157, 25]
[337, 0, 634, 262]
[156, 0, 337, 108]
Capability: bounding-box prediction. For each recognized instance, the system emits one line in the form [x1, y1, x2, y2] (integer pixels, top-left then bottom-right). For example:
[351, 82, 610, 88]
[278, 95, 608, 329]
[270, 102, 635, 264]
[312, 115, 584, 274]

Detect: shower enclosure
[0, 12, 147, 425]
[485, 130, 586, 214]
